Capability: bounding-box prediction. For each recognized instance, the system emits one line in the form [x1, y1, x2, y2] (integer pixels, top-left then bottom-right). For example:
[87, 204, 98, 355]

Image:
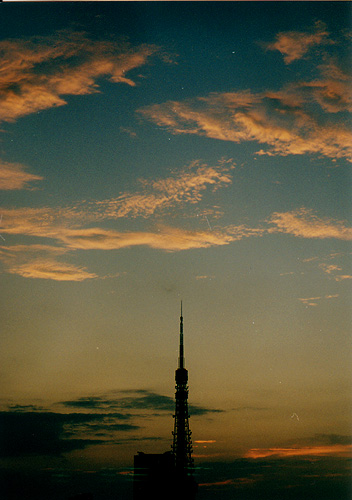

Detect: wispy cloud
[86, 159, 235, 220]
[0, 30, 160, 123]
[268, 208, 352, 240]
[334, 274, 352, 281]
[0, 160, 43, 190]
[0, 204, 348, 282]
[264, 21, 333, 64]
[8, 259, 98, 282]
[298, 294, 339, 307]
[0, 244, 97, 282]
[59, 224, 261, 252]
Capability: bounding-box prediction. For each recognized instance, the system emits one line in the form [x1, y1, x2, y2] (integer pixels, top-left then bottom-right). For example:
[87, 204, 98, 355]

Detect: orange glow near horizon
[245, 444, 352, 459]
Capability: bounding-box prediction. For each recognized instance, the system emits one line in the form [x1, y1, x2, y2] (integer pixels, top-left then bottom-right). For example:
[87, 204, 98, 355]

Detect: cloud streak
[0, 244, 97, 282]
[245, 444, 352, 459]
[8, 258, 98, 282]
[58, 224, 257, 252]
[298, 294, 339, 307]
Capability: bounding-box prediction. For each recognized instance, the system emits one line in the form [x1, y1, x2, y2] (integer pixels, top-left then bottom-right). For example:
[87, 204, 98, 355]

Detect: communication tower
[172, 302, 195, 482]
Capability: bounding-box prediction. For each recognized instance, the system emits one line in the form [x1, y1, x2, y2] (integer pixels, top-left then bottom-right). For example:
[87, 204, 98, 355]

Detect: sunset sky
[0, 2, 351, 499]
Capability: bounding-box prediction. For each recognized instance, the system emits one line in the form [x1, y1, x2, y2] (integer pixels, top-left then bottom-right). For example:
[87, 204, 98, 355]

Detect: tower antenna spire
[179, 301, 184, 369]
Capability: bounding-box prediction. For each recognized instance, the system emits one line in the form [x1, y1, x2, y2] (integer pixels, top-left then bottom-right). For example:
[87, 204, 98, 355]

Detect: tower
[133, 303, 197, 500]
[172, 302, 195, 486]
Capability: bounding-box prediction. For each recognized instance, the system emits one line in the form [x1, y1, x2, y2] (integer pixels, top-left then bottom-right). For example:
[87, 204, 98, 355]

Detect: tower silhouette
[133, 304, 197, 500]
[172, 302, 194, 475]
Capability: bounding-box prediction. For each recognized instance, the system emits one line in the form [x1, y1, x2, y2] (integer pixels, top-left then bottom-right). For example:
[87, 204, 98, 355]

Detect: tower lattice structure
[172, 302, 194, 477]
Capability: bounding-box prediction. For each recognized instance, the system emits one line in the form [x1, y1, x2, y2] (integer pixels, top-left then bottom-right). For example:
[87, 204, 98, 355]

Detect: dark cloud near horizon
[0, 390, 221, 459]
[59, 389, 223, 417]
[7, 404, 46, 412]
[0, 411, 139, 457]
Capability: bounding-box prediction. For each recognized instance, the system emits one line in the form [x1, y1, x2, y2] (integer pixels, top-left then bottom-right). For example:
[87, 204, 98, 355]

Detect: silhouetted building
[133, 451, 175, 499]
[133, 304, 197, 500]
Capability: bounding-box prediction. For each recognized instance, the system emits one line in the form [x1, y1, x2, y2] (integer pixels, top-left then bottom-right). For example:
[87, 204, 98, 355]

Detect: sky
[0, 2, 351, 499]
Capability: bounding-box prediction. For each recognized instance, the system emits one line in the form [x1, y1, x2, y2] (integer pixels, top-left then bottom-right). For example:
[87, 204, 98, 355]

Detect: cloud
[59, 225, 254, 252]
[0, 215, 257, 253]
[244, 434, 352, 459]
[268, 208, 352, 240]
[302, 251, 351, 282]
[0, 160, 260, 281]
[8, 259, 98, 282]
[334, 274, 352, 281]
[245, 444, 352, 459]
[0, 160, 43, 190]
[140, 90, 352, 161]
[194, 440, 217, 444]
[59, 390, 222, 417]
[87, 159, 234, 220]
[0, 244, 97, 282]
[0, 410, 138, 457]
[299, 297, 320, 307]
[319, 263, 343, 274]
[298, 294, 338, 307]
[0, 159, 235, 231]
[0, 30, 160, 123]
[299, 72, 352, 114]
[264, 21, 333, 64]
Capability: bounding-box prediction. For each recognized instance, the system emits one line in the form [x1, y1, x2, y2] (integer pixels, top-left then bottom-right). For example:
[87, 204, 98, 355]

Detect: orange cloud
[0, 160, 43, 190]
[0, 244, 97, 281]
[194, 440, 216, 444]
[8, 259, 98, 282]
[264, 21, 333, 64]
[245, 444, 352, 459]
[140, 89, 352, 162]
[59, 225, 242, 251]
[319, 263, 342, 274]
[268, 208, 352, 240]
[298, 294, 338, 307]
[91, 159, 234, 219]
[199, 477, 258, 488]
[0, 31, 159, 123]
[298, 297, 320, 307]
[334, 274, 352, 281]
